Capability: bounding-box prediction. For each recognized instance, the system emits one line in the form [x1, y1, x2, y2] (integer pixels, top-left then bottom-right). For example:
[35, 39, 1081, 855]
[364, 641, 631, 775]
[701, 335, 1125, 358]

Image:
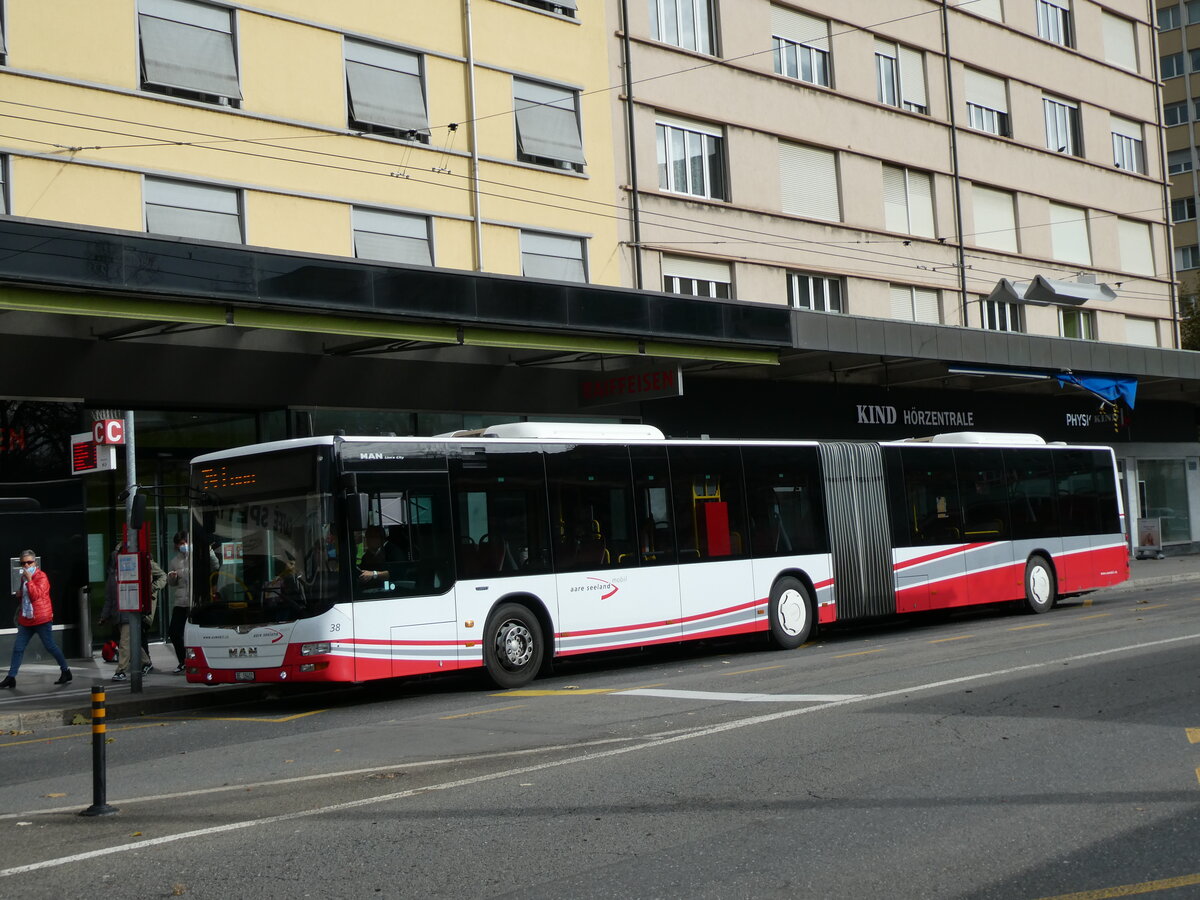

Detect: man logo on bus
[229, 647, 258, 657]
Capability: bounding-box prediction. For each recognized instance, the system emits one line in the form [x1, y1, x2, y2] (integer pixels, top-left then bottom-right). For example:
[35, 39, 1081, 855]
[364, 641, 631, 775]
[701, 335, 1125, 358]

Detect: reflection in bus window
[956, 448, 1010, 540]
[352, 479, 454, 600]
[450, 445, 551, 579]
[899, 447, 962, 546]
[546, 445, 637, 572]
[741, 445, 828, 557]
[1004, 449, 1058, 540]
[630, 446, 676, 566]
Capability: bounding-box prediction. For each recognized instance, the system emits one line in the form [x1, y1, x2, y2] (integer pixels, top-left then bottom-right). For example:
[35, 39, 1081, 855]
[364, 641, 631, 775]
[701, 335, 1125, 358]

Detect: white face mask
[22, 563, 35, 575]
[179, 544, 189, 554]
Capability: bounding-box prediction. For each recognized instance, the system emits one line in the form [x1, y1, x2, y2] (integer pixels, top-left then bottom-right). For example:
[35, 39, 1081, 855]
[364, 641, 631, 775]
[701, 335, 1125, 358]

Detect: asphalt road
[2, 580, 1199, 900]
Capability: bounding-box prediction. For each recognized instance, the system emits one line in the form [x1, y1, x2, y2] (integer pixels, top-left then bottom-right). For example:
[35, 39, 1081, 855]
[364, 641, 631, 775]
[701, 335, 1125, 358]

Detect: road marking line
[1081, 597, 1093, 608]
[1135, 604, 1168, 610]
[148, 709, 327, 724]
[492, 696, 614, 700]
[929, 635, 973, 643]
[1079, 613, 1111, 620]
[1188, 728, 1200, 744]
[618, 688, 862, 703]
[721, 665, 785, 676]
[1008, 623, 1052, 631]
[440, 705, 526, 720]
[1034, 871, 1200, 899]
[0, 723, 166, 748]
[833, 649, 884, 658]
[6, 630, 1200, 876]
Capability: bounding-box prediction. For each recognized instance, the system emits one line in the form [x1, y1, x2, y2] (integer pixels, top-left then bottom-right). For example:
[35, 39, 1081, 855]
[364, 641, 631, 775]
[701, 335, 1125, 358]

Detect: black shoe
[173, 664, 186, 674]
[142, 663, 154, 675]
[0, 676, 14, 689]
[54, 670, 72, 685]
[112, 672, 127, 682]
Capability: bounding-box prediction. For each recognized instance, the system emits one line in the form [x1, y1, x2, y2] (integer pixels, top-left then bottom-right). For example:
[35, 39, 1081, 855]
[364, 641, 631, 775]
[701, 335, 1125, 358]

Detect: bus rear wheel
[768, 577, 813, 650]
[1023, 556, 1056, 614]
[483, 603, 544, 689]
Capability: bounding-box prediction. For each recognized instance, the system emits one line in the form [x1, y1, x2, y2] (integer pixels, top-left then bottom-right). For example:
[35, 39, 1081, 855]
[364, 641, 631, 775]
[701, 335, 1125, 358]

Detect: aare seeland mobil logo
[569, 577, 619, 599]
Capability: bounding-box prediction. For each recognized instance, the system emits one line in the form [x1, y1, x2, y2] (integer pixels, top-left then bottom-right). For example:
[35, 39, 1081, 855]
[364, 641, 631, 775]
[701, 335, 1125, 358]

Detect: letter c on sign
[93, 419, 125, 445]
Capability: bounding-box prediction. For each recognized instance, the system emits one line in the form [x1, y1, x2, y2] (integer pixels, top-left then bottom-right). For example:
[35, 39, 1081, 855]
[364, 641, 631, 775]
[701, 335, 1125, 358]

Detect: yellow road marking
[1135, 604, 1168, 611]
[440, 704, 526, 720]
[149, 709, 327, 723]
[722, 665, 785, 676]
[833, 649, 885, 659]
[0, 722, 166, 748]
[1188, 728, 1200, 744]
[492, 696, 614, 700]
[1008, 623, 1052, 631]
[1078, 613, 1111, 620]
[1082, 597, 1094, 607]
[1035, 871, 1200, 899]
[929, 635, 973, 643]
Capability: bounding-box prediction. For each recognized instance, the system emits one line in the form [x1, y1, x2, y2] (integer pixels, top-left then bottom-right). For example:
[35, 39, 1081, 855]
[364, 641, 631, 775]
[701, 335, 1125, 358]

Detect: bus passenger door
[896, 447, 968, 610]
[957, 449, 1020, 605]
[549, 445, 682, 655]
[667, 446, 756, 640]
[348, 476, 459, 680]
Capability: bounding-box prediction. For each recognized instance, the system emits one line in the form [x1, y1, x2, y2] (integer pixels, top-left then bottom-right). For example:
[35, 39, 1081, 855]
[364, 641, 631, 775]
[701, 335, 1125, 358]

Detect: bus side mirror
[130, 493, 148, 531]
[347, 493, 369, 532]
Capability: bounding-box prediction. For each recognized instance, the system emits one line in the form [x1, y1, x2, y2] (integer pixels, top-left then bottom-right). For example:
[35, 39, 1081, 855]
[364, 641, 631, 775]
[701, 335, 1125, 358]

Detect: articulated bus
[183, 424, 1128, 688]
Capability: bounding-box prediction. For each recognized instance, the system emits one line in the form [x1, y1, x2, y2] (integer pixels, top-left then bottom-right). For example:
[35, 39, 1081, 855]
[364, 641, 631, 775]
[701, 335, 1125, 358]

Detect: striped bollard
[79, 684, 118, 817]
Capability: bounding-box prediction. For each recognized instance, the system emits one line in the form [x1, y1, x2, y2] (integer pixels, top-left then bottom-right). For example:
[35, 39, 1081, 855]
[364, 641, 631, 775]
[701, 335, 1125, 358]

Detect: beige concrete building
[614, 0, 1173, 346]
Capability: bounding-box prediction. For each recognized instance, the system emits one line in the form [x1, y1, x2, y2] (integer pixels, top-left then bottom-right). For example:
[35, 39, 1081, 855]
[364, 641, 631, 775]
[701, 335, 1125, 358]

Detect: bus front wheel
[1023, 556, 1056, 614]
[483, 603, 544, 689]
[768, 577, 814, 650]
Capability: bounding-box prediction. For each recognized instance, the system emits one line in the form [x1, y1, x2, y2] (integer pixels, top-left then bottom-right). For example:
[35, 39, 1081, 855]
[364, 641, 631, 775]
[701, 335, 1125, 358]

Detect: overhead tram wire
[0, 99, 1171, 293]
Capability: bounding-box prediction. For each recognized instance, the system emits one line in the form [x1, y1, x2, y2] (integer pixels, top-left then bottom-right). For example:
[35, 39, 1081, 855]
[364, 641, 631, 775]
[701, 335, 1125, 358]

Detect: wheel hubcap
[777, 589, 807, 636]
[1029, 566, 1051, 605]
[497, 621, 533, 668]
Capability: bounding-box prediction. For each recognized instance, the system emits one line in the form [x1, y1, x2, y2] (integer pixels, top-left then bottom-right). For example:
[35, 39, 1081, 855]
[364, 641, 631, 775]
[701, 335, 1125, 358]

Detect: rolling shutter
[1117, 219, 1154, 276]
[770, 5, 829, 50]
[971, 185, 1017, 252]
[139, 0, 241, 100]
[345, 40, 429, 135]
[1049, 203, 1092, 265]
[779, 142, 840, 221]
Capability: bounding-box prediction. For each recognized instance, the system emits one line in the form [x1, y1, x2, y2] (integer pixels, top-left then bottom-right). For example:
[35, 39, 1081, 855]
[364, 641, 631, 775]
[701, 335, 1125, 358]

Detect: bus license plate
[235, 671, 255, 682]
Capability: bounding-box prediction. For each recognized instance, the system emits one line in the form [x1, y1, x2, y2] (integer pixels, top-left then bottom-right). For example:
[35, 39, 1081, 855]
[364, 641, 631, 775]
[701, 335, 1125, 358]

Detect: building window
[353, 208, 432, 266]
[1160, 6, 1181, 30]
[0, 155, 7, 214]
[967, 0, 1003, 21]
[1162, 53, 1185, 78]
[1043, 96, 1081, 155]
[779, 141, 840, 220]
[144, 177, 242, 243]
[521, 230, 587, 282]
[1036, 0, 1072, 47]
[1111, 116, 1145, 174]
[1176, 244, 1200, 270]
[971, 184, 1018, 252]
[875, 41, 927, 113]
[1048, 202, 1091, 265]
[1191, 0, 1200, 24]
[650, 0, 714, 55]
[345, 40, 430, 144]
[1117, 218, 1154, 276]
[890, 284, 940, 324]
[510, 0, 577, 17]
[1124, 317, 1158, 347]
[981, 299, 1023, 332]
[0, 8, 6, 66]
[1173, 197, 1196, 222]
[138, 0, 241, 106]
[771, 6, 830, 87]
[656, 115, 726, 200]
[1101, 12, 1137, 71]
[1192, 49, 1200, 72]
[1168, 149, 1194, 175]
[662, 256, 732, 298]
[788, 272, 842, 312]
[1165, 101, 1189, 127]
[513, 79, 585, 172]
[1059, 308, 1095, 340]
[882, 165, 934, 237]
[965, 69, 1010, 137]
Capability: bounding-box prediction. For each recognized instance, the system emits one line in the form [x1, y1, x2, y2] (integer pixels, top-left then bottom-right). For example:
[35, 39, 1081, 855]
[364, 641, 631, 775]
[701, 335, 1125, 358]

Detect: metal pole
[77, 585, 93, 659]
[125, 410, 142, 694]
[79, 684, 118, 816]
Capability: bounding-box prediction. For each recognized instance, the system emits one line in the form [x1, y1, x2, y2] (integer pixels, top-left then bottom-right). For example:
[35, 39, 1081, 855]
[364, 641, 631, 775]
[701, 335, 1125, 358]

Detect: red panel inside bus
[699, 501, 731, 556]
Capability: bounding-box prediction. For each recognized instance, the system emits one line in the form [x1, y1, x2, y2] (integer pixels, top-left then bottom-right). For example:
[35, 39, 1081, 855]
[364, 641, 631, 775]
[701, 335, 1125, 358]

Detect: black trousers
[169, 606, 188, 666]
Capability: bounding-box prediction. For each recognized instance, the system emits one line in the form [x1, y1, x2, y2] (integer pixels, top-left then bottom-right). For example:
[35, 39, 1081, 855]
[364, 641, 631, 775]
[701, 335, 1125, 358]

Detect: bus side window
[740, 445, 828, 557]
[900, 447, 962, 546]
[667, 445, 749, 562]
[630, 446, 676, 566]
[955, 448, 1010, 540]
[545, 444, 636, 573]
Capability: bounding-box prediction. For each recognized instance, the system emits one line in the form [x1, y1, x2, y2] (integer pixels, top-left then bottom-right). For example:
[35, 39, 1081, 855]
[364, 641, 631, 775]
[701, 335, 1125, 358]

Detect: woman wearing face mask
[167, 532, 192, 674]
[1, 549, 71, 688]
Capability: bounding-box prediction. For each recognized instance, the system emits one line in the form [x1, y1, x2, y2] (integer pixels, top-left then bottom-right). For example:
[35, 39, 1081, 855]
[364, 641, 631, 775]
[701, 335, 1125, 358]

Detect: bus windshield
[189, 447, 341, 627]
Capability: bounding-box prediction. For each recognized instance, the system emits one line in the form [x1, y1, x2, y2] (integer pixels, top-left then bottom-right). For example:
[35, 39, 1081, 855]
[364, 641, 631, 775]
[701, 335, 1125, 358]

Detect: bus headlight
[300, 642, 331, 656]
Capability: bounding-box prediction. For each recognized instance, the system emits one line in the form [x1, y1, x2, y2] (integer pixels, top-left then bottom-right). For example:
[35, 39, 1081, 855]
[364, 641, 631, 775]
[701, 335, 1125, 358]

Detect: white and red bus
[183, 424, 1128, 688]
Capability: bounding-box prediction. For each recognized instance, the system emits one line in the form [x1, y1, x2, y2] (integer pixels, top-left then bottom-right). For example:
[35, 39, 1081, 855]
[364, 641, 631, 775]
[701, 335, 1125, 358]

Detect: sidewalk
[0, 644, 276, 732]
[3, 554, 1199, 733]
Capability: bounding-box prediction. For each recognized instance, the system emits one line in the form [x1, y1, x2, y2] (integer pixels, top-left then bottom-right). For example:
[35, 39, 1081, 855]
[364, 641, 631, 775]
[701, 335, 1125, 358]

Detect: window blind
[353, 208, 432, 266]
[1117, 219, 1154, 276]
[971, 185, 1017, 252]
[770, 5, 829, 50]
[1048, 202, 1092, 265]
[345, 40, 429, 135]
[139, 0, 241, 99]
[779, 142, 840, 221]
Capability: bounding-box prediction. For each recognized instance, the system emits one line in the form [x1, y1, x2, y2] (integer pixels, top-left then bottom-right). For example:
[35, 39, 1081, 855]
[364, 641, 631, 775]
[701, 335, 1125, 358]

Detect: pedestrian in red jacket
[1, 549, 71, 688]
